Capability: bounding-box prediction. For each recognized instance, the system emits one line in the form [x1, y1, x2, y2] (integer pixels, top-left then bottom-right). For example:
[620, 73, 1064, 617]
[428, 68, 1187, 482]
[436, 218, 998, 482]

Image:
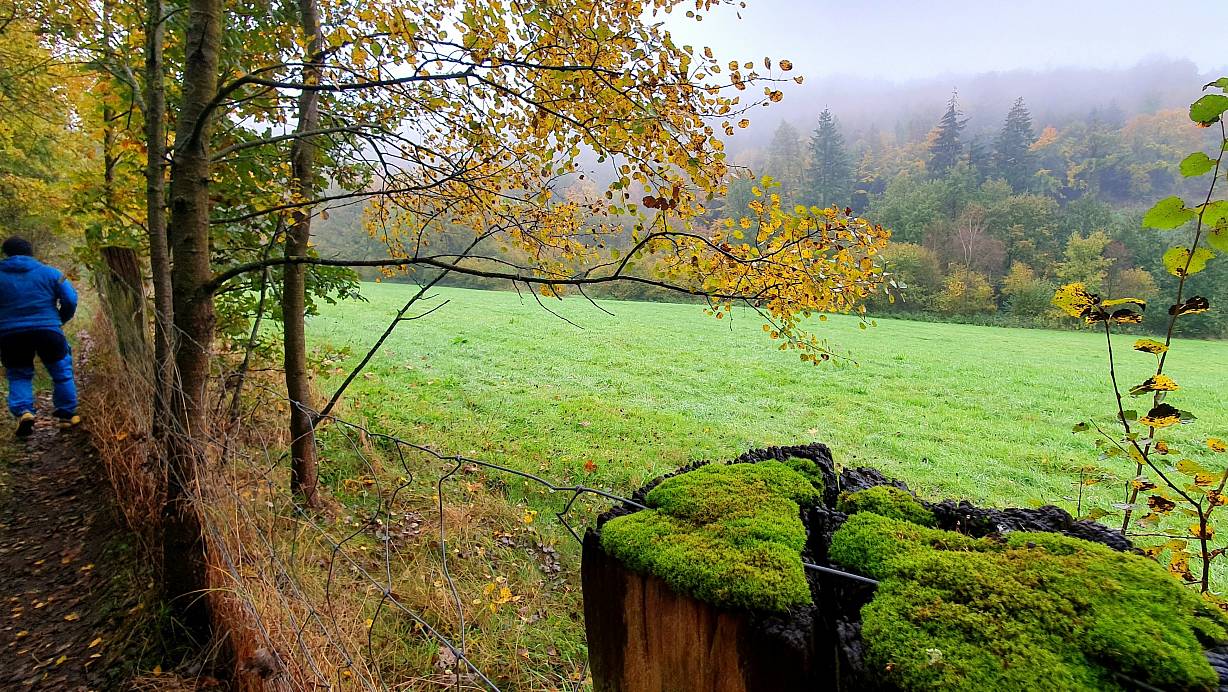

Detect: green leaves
[1189, 93, 1228, 126]
[1162, 246, 1214, 277]
[1142, 196, 1196, 230]
[1199, 199, 1228, 229]
[1179, 152, 1215, 177]
[1208, 225, 1228, 254]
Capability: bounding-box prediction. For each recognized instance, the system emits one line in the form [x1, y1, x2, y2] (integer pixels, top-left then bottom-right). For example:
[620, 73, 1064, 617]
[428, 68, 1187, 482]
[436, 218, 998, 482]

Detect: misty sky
[668, 1, 1228, 81]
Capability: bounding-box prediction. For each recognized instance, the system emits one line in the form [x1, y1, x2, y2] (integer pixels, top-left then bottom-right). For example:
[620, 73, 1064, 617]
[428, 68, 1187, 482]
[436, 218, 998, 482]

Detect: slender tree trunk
[94, 0, 117, 252]
[100, 247, 150, 365]
[162, 0, 221, 638]
[284, 0, 323, 507]
[145, 0, 174, 440]
[228, 223, 281, 424]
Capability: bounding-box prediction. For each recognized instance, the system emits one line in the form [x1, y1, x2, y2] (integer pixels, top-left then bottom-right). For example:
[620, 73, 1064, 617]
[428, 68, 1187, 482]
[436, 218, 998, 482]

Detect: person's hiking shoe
[15, 412, 35, 438]
[54, 414, 81, 430]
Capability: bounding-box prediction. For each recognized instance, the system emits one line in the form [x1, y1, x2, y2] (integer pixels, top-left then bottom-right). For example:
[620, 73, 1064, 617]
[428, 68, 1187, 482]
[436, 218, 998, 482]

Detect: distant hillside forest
[317, 80, 1227, 338]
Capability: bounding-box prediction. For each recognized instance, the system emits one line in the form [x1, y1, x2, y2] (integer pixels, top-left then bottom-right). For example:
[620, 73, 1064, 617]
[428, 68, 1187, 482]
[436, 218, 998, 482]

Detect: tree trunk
[283, 0, 323, 507]
[99, 246, 150, 367]
[145, 0, 174, 440]
[162, 0, 221, 639]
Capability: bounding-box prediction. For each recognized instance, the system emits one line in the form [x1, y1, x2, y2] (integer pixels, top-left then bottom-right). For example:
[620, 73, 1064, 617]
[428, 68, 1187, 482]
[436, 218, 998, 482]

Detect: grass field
[306, 283, 1228, 687]
[312, 283, 1228, 511]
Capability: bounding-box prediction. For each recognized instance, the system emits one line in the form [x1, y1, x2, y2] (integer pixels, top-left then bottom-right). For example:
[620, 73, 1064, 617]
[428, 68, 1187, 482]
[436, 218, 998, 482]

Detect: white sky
[666, 0, 1228, 81]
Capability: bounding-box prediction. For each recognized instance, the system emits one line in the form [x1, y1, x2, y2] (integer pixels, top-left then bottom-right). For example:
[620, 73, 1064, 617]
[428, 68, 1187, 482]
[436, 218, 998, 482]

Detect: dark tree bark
[99, 246, 150, 366]
[162, 0, 221, 638]
[145, 0, 174, 439]
[283, 0, 324, 507]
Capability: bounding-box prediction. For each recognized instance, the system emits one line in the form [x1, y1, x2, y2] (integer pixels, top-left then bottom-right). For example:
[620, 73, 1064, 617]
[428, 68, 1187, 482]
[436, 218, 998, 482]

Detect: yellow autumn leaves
[1052, 283, 1146, 325]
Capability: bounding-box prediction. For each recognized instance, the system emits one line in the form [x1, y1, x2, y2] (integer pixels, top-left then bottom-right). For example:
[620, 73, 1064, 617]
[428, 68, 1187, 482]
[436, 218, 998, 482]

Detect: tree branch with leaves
[1055, 78, 1228, 592]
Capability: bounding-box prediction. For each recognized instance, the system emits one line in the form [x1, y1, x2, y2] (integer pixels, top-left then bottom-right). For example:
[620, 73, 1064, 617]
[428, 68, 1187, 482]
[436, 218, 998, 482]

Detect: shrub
[937, 266, 996, 315]
[873, 242, 944, 311]
[1000, 261, 1056, 319]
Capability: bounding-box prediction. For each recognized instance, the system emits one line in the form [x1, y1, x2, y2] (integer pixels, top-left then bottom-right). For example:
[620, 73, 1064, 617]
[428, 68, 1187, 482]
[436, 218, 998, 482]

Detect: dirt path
[0, 413, 150, 690]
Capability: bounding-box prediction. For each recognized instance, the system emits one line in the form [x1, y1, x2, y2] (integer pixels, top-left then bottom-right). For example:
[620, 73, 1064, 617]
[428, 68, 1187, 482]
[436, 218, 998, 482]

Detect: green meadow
[305, 283, 1228, 683]
[311, 283, 1228, 516]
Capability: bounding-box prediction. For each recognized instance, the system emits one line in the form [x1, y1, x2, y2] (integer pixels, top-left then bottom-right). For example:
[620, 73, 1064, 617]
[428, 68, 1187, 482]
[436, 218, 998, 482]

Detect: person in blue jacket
[0, 237, 79, 437]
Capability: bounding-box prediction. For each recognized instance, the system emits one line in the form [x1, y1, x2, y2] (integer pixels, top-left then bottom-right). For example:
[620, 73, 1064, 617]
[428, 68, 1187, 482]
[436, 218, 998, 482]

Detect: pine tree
[764, 120, 804, 205]
[927, 90, 966, 177]
[803, 108, 855, 208]
[992, 97, 1038, 191]
[967, 135, 993, 182]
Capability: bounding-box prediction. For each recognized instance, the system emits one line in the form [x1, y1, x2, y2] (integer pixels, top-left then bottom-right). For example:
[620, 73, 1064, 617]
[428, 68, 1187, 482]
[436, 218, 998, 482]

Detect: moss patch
[830, 512, 1227, 691]
[837, 485, 936, 527]
[600, 460, 823, 612]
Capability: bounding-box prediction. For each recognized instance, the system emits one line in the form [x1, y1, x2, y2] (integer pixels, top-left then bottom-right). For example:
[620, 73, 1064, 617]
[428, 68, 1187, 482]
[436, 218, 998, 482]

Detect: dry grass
[84, 309, 596, 690]
[79, 312, 163, 546]
[195, 397, 595, 690]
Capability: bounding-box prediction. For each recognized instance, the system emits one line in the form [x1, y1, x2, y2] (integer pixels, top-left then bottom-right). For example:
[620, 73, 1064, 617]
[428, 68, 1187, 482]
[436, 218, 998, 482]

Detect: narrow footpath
[0, 413, 149, 689]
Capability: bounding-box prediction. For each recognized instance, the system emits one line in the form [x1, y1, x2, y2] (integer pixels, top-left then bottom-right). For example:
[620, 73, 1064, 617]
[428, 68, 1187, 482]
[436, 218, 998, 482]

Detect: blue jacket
[0, 256, 78, 336]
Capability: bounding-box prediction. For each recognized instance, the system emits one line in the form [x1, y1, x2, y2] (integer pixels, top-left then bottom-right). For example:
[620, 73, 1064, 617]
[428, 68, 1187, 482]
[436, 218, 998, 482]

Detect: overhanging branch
[202, 253, 781, 303]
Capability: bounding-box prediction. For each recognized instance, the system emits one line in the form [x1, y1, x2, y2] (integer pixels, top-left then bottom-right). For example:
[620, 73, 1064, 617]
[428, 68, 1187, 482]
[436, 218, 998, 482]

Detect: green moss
[837, 485, 937, 527]
[782, 455, 827, 489]
[600, 460, 823, 611]
[830, 512, 1228, 691]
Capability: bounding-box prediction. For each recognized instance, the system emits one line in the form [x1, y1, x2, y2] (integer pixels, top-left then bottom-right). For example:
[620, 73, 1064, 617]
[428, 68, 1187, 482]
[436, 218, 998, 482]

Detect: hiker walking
[0, 237, 79, 436]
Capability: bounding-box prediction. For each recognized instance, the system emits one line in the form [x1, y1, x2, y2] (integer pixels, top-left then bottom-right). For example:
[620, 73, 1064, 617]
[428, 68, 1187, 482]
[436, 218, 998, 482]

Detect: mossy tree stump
[581, 533, 820, 692]
[580, 448, 1228, 692]
[581, 458, 830, 692]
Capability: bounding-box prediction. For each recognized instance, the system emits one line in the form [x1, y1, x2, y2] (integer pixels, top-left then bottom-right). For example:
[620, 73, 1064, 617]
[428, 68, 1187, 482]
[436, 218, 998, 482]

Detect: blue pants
[0, 329, 77, 418]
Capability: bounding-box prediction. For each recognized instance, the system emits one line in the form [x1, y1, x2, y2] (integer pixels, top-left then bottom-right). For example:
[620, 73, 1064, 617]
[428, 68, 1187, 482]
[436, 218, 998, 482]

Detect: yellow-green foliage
[600, 460, 823, 612]
[831, 513, 1227, 691]
[837, 485, 936, 527]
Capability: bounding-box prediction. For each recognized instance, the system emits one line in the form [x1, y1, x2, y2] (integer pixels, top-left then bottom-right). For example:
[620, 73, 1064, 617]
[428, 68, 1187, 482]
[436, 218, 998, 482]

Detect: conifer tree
[927, 90, 966, 177]
[804, 108, 855, 208]
[764, 120, 804, 205]
[993, 97, 1038, 191]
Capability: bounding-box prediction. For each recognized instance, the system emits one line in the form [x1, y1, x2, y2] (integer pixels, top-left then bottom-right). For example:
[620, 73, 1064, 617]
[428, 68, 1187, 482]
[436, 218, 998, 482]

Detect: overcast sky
[667, 0, 1228, 81]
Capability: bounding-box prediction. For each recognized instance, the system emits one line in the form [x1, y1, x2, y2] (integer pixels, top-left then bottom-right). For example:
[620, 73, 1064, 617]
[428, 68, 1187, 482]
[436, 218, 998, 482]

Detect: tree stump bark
[582, 532, 821, 692]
